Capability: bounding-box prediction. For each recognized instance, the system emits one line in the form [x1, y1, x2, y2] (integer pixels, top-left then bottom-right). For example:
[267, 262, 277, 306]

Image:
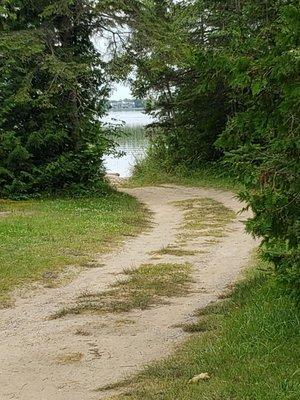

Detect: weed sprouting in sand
[52, 263, 193, 318]
[173, 198, 235, 244]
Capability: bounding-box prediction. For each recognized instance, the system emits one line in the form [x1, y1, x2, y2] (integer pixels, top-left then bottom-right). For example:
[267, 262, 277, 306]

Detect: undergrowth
[126, 155, 239, 191]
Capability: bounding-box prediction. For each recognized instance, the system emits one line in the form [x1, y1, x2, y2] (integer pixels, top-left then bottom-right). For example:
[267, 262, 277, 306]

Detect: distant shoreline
[108, 108, 145, 112]
[109, 98, 146, 112]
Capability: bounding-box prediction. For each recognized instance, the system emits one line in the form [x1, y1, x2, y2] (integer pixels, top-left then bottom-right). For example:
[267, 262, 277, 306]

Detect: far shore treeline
[0, 1, 299, 299]
[109, 98, 145, 111]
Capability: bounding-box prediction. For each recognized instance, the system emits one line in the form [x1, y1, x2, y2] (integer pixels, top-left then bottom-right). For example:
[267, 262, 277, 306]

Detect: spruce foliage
[125, 0, 299, 298]
[216, 1, 300, 299]
[0, 0, 109, 198]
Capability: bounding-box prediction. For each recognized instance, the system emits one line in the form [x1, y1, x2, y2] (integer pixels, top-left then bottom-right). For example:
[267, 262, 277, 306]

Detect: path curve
[0, 185, 257, 400]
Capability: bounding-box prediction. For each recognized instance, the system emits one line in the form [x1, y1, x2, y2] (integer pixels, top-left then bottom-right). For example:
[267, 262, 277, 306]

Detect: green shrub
[0, 1, 110, 198]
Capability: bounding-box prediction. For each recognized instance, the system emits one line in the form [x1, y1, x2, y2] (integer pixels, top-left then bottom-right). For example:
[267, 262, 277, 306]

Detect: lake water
[103, 111, 153, 177]
[102, 110, 154, 126]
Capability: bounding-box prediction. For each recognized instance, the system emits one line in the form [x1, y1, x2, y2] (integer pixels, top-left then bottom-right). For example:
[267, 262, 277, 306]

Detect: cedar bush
[217, 1, 300, 300]
[0, 0, 110, 198]
[126, 0, 299, 298]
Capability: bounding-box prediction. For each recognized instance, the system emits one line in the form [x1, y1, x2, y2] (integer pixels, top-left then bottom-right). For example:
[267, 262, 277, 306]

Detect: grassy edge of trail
[0, 191, 149, 306]
[113, 160, 300, 400]
[125, 156, 239, 191]
[101, 259, 300, 400]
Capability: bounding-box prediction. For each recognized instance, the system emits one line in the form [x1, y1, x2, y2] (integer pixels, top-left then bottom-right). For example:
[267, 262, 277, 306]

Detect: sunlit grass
[105, 262, 300, 400]
[0, 193, 148, 305]
[174, 198, 235, 244]
[52, 262, 193, 318]
[150, 246, 198, 257]
[126, 155, 239, 191]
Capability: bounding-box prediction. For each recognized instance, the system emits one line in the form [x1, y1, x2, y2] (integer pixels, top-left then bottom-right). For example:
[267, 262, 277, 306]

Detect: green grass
[107, 262, 300, 400]
[126, 156, 239, 191]
[150, 246, 198, 257]
[0, 192, 148, 305]
[175, 198, 235, 229]
[52, 262, 193, 318]
[174, 198, 236, 243]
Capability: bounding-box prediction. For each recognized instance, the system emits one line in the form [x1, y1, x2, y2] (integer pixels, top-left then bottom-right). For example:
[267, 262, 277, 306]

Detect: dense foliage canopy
[123, 0, 300, 298]
[0, 0, 114, 197]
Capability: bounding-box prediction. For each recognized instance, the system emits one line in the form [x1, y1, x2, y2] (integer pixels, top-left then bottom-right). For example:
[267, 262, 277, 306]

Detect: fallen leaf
[188, 372, 210, 383]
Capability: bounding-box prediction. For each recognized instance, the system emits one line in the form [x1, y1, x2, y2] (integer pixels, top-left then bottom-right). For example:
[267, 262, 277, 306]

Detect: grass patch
[151, 246, 198, 257]
[0, 192, 148, 305]
[175, 198, 235, 228]
[180, 315, 221, 333]
[97, 378, 133, 393]
[197, 229, 226, 237]
[110, 261, 300, 400]
[174, 198, 235, 243]
[126, 157, 239, 191]
[52, 263, 193, 318]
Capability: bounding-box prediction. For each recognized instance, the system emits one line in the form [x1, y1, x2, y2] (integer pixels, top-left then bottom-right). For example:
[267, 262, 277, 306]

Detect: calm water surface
[102, 110, 154, 126]
[103, 111, 154, 177]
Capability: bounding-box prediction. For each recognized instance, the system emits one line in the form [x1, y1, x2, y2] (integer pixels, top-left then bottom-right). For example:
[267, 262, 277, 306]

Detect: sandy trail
[0, 185, 257, 400]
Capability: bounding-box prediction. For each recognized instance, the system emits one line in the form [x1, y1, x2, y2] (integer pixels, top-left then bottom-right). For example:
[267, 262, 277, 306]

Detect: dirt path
[0, 185, 257, 400]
